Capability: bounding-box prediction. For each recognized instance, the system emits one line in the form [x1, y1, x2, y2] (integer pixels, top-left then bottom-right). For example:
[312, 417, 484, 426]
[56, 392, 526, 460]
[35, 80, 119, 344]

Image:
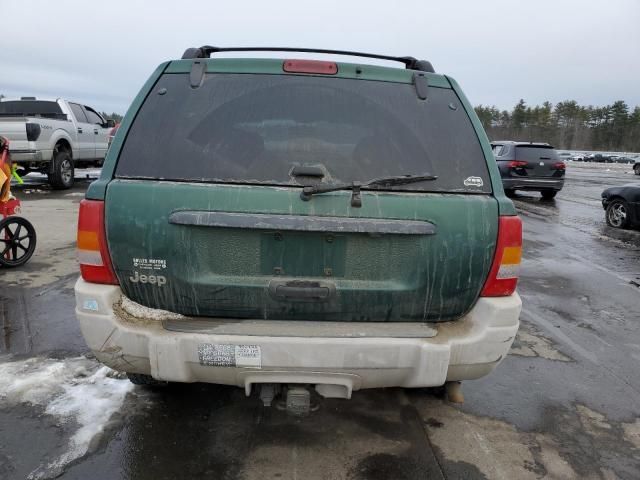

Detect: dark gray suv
[492, 141, 565, 199]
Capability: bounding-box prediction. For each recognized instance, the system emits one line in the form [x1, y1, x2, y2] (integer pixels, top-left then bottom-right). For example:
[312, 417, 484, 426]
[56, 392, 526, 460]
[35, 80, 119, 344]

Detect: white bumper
[75, 278, 520, 398]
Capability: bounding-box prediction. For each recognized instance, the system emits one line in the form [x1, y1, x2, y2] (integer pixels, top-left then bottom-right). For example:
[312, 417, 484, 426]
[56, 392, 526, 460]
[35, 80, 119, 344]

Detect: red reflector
[481, 216, 523, 297]
[77, 199, 118, 284]
[551, 162, 566, 170]
[508, 161, 528, 168]
[283, 59, 338, 75]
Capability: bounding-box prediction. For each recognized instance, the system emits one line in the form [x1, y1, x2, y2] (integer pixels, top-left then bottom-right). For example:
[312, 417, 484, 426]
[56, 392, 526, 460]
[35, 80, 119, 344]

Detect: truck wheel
[48, 150, 74, 189]
[541, 189, 557, 200]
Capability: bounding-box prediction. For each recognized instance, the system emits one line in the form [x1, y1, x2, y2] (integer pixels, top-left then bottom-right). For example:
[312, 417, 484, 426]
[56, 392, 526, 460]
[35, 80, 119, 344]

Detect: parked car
[611, 156, 636, 164]
[75, 46, 522, 405]
[602, 184, 640, 228]
[491, 141, 565, 199]
[0, 97, 115, 188]
[594, 154, 612, 163]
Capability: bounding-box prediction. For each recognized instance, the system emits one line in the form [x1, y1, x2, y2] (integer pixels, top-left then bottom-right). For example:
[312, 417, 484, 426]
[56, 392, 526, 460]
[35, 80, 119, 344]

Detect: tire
[0, 216, 37, 267]
[541, 189, 557, 200]
[606, 199, 630, 229]
[48, 150, 74, 189]
[634, 165, 640, 175]
[504, 189, 516, 198]
[127, 373, 167, 386]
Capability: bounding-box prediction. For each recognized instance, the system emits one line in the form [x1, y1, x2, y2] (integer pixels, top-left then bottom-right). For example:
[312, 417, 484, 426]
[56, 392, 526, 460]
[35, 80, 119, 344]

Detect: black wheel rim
[0, 217, 36, 267]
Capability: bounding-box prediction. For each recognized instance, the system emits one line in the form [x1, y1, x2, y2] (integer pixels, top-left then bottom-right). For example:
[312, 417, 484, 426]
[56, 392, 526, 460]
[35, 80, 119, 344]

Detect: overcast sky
[1, 0, 639, 115]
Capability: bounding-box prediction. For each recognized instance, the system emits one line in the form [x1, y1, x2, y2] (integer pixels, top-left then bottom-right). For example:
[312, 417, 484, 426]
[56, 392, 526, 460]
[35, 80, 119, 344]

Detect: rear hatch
[513, 145, 563, 178]
[105, 62, 498, 322]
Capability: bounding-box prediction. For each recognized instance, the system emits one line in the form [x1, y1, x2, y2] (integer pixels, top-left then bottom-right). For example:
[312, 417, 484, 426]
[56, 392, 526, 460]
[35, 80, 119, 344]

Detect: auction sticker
[198, 344, 261, 368]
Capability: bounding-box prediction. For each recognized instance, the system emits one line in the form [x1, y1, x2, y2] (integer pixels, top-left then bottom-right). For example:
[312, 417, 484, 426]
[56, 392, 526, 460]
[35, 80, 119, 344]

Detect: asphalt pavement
[1, 164, 639, 480]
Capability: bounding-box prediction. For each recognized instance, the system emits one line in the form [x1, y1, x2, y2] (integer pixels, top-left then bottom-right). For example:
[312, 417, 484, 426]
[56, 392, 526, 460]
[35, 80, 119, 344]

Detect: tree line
[475, 100, 640, 153]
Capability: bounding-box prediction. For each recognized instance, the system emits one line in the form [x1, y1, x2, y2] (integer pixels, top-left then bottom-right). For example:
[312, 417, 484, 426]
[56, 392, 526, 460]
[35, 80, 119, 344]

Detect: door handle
[77, 127, 83, 134]
[268, 280, 336, 302]
[94, 129, 99, 134]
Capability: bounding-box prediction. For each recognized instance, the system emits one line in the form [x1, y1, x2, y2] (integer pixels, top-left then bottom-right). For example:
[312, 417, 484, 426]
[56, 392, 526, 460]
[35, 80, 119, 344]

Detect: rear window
[0, 100, 65, 119]
[492, 144, 506, 157]
[515, 145, 558, 161]
[116, 73, 491, 193]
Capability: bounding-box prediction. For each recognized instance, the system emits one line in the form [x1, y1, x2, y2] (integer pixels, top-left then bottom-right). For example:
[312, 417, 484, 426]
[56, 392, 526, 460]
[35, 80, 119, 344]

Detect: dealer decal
[133, 257, 167, 270]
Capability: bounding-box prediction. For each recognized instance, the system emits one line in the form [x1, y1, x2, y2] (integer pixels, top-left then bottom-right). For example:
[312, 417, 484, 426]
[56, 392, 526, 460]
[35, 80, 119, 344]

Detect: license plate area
[260, 231, 346, 277]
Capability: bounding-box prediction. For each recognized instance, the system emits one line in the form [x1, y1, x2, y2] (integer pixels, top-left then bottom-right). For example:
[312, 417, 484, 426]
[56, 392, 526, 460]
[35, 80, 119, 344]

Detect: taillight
[481, 216, 522, 297]
[507, 161, 528, 168]
[283, 59, 338, 75]
[77, 199, 118, 284]
[25, 123, 41, 141]
[551, 162, 566, 170]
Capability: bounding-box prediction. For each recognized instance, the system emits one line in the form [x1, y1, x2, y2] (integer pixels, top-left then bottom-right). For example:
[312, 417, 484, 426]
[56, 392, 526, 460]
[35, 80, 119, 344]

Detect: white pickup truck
[0, 97, 115, 189]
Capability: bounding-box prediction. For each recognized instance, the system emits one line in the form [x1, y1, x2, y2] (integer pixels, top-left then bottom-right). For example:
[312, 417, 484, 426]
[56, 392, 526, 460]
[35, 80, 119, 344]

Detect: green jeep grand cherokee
[75, 46, 522, 401]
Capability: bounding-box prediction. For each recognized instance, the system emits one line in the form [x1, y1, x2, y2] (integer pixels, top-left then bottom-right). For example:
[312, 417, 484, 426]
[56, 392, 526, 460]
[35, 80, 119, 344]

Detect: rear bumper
[502, 177, 564, 191]
[74, 278, 521, 397]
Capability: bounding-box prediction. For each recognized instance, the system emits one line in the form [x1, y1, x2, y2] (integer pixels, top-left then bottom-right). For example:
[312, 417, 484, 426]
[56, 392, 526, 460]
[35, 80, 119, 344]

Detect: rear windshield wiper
[300, 173, 438, 207]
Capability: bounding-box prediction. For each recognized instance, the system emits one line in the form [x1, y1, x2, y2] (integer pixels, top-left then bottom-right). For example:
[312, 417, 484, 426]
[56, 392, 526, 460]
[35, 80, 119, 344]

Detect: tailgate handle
[269, 280, 335, 302]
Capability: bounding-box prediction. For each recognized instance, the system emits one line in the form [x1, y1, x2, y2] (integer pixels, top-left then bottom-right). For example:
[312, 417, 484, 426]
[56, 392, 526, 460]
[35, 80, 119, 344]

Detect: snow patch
[121, 295, 185, 321]
[0, 357, 133, 479]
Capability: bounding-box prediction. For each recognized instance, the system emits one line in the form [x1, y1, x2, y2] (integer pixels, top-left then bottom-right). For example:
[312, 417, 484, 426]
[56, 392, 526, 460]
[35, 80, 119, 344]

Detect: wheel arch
[53, 137, 73, 158]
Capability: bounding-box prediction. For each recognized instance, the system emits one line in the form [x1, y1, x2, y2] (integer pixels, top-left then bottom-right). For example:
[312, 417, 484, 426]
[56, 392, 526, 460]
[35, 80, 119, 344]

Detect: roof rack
[181, 46, 435, 73]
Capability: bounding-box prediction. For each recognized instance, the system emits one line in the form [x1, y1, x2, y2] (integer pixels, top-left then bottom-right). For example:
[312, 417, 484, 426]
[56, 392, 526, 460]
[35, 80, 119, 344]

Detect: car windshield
[116, 73, 491, 193]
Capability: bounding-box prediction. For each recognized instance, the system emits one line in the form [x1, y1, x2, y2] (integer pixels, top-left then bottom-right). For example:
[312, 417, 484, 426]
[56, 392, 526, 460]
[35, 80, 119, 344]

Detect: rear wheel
[634, 164, 640, 175]
[541, 189, 557, 200]
[127, 373, 167, 386]
[48, 150, 74, 189]
[606, 199, 630, 229]
[0, 216, 37, 267]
